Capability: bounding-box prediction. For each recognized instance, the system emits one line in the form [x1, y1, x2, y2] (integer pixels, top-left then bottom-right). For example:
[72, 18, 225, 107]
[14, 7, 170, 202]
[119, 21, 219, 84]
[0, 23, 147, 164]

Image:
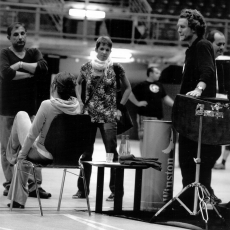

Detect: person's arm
[163, 95, 174, 107]
[13, 71, 33, 80]
[17, 101, 47, 160]
[186, 81, 206, 97]
[20, 62, 37, 74]
[115, 64, 131, 120]
[10, 61, 37, 73]
[0, 49, 46, 81]
[119, 76, 131, 105]
[129, 92, 148, 107]
[186, 41, 214, 97]
[117, 66, 131, 106]
[0, 49, 18, 82]
[25, 48, 48, 76]
[10, 49, 47, 76]
[75, 74, 84, 112]
[10, 62, 33, 80]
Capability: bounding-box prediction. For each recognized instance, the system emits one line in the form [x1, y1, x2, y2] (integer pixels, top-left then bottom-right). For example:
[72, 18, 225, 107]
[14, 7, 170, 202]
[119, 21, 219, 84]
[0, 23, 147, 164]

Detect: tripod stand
[150, 102, 226, 229]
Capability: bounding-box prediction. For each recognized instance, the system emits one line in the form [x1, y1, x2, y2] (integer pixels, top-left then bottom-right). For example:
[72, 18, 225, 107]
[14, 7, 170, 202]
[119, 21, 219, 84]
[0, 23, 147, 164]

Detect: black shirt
[180, 37, 216, 97]
[0, 47, 48, 116]
[132, 81, 166, 119]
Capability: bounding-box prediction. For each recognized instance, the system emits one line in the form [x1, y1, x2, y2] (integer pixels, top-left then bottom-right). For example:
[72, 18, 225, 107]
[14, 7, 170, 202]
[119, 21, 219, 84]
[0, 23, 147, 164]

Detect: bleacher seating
[147, 0, 230, 19]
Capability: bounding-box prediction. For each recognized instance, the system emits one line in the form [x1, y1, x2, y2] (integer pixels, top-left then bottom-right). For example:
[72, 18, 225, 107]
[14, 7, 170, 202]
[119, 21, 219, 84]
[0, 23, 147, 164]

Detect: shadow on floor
[99, 207, 230, 230]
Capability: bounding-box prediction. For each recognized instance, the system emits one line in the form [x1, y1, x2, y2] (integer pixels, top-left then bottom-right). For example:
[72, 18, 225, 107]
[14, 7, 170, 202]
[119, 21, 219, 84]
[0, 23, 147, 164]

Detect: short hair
[147, 67, 156, 77]
[206, 30, 225, 43]
[51, 72, 76, 100]
[179, 9, 206, 38]
[95, 36, 113, 49]
[7, 22, 26, 37]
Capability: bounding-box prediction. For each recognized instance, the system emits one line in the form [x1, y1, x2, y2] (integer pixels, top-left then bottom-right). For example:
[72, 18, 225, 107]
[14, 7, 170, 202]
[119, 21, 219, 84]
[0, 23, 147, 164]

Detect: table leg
[134, 169, 143, 211]
[114, 168, 124, 213]
[95, 167, 104, 213]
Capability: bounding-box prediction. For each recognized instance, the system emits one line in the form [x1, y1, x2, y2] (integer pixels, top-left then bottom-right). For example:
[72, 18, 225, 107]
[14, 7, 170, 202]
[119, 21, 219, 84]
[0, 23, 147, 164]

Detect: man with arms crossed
[0, 22, 51, 199]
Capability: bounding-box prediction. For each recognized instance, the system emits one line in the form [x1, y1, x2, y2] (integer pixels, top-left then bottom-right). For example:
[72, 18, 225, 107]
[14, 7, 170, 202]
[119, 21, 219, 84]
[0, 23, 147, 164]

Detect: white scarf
[91, 56, 113, 76]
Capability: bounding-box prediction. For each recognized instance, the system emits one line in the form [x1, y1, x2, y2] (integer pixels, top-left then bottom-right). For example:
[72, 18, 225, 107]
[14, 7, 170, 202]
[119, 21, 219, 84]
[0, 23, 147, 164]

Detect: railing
[0, 1, 229, 52]
[38, 0, 65, 32]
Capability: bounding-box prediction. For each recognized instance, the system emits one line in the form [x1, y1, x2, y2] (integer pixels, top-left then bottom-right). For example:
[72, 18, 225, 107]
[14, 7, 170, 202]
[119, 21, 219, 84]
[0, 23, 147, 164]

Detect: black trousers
[178, 135, 221, 208]
[78, 122, 120, 194]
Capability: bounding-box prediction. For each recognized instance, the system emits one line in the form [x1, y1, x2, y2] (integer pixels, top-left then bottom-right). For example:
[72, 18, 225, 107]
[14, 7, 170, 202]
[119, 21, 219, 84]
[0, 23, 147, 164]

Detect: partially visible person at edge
[6, 72, 80, 209]
[206, 30, 229, 171]
[74, 36, 131, 202]
[0, 22, 51, 199]
[129, 66, 174, 154]
[176, 9, 222, 209]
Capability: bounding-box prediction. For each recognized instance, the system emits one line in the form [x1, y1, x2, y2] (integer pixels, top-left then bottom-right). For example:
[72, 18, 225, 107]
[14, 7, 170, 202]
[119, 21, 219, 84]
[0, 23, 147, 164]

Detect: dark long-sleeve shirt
[0, 47, 48, 116]
[180, 37, 216, 97]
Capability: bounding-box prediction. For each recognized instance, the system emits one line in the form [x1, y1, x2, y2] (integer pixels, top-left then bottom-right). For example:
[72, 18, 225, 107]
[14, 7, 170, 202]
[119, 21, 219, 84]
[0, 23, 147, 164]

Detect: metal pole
[35, 6, 40, 41]
[83, 0, 89, 41]
[193, 115, 203, 213]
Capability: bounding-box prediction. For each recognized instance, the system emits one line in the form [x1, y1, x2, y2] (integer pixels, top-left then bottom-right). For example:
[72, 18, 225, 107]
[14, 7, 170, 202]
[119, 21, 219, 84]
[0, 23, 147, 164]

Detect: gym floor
[0, 139, 229, 230]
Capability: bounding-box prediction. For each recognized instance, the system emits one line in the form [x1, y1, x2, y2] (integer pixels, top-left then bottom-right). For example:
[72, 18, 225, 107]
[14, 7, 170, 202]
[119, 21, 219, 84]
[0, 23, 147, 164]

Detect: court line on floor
[64, 214, 125, 230]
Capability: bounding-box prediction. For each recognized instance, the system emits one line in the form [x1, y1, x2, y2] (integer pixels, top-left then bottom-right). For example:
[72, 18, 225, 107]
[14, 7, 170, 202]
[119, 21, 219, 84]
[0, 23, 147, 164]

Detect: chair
[10, 114, 92, 216]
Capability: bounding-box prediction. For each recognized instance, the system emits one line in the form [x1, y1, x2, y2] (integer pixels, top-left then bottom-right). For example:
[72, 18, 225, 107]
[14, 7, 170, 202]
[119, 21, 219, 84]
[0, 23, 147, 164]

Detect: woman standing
[74, 36, 131, 201]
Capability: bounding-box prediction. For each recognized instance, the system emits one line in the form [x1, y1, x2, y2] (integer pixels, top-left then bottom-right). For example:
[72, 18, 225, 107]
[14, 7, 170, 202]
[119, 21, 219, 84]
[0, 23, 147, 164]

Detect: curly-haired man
[177, 9, 222, 209]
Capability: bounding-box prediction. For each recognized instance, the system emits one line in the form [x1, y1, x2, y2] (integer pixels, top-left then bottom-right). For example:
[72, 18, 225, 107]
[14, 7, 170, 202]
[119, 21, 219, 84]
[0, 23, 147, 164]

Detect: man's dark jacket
[180, 37, 216, 97]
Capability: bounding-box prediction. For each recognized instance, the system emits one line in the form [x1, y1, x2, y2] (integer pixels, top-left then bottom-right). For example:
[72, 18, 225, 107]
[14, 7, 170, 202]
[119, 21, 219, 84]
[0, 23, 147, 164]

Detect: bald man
[206, 30, 225, 58]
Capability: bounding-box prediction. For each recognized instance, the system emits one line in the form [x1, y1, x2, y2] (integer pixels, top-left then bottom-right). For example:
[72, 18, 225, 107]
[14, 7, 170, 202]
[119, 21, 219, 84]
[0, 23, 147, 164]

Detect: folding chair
[10, 114, 92, 216]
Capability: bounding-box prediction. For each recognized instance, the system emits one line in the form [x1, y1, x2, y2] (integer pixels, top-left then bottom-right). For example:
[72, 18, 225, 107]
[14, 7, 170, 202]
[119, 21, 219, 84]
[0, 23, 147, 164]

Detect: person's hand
[186, 88, 202, 97]
[10, 62, 20, 71]
[27, 73, 34, 78]
[17, 151, 26, 162]
[138, 101, 148, 107]
[116, 109, 122, 120]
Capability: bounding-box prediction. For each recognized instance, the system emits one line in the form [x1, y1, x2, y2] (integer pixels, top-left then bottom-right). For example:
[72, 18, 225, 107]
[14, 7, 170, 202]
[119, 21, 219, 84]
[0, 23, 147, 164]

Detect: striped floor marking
[64, 214, 125, 230]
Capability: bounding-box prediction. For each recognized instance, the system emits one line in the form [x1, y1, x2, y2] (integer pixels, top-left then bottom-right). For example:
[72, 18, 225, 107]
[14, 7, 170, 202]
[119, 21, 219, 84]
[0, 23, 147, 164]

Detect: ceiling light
[69, 9, 85, 18]
[90, 48, 134, 63]
[86, 10, 105, 19]
[216, 55, 230, 60]
[69, 9, 105, 19]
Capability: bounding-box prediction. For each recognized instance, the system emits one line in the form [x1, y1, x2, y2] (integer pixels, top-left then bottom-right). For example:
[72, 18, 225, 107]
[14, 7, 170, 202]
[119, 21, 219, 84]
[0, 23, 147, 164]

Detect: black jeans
[78, 122, 120, 194]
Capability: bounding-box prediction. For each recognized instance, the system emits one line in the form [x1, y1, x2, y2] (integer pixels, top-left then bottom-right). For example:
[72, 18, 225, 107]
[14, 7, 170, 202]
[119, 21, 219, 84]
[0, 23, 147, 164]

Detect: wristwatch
[196, 85, 203, 91]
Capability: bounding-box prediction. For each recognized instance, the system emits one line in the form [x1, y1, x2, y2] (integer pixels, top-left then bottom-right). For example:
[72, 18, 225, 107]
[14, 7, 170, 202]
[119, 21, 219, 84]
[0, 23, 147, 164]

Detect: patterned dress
[80, 61, 125, 123]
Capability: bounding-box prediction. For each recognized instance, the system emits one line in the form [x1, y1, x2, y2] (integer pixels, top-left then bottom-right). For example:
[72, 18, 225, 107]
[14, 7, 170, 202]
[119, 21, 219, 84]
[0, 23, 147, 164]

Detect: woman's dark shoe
[218, 202, 230, 209]
[72, 190, 86, 199]
[29, 187, 51, 199]
[106, 193, 115, 201]
[7, 201, 24, 209]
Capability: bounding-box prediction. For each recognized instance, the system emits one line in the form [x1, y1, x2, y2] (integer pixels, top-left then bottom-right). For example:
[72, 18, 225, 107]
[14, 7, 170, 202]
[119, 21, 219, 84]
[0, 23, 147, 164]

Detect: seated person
[6, 71, 80, 208]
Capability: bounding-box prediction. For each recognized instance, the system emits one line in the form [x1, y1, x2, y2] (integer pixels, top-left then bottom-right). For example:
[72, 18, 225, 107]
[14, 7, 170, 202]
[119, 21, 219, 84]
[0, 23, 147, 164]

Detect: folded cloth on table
[119, 154, 162, 171]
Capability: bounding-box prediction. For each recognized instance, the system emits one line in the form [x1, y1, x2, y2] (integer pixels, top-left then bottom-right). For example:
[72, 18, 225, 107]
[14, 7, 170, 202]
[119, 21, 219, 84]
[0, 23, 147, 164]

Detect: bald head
[207, 30, 225, 58]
